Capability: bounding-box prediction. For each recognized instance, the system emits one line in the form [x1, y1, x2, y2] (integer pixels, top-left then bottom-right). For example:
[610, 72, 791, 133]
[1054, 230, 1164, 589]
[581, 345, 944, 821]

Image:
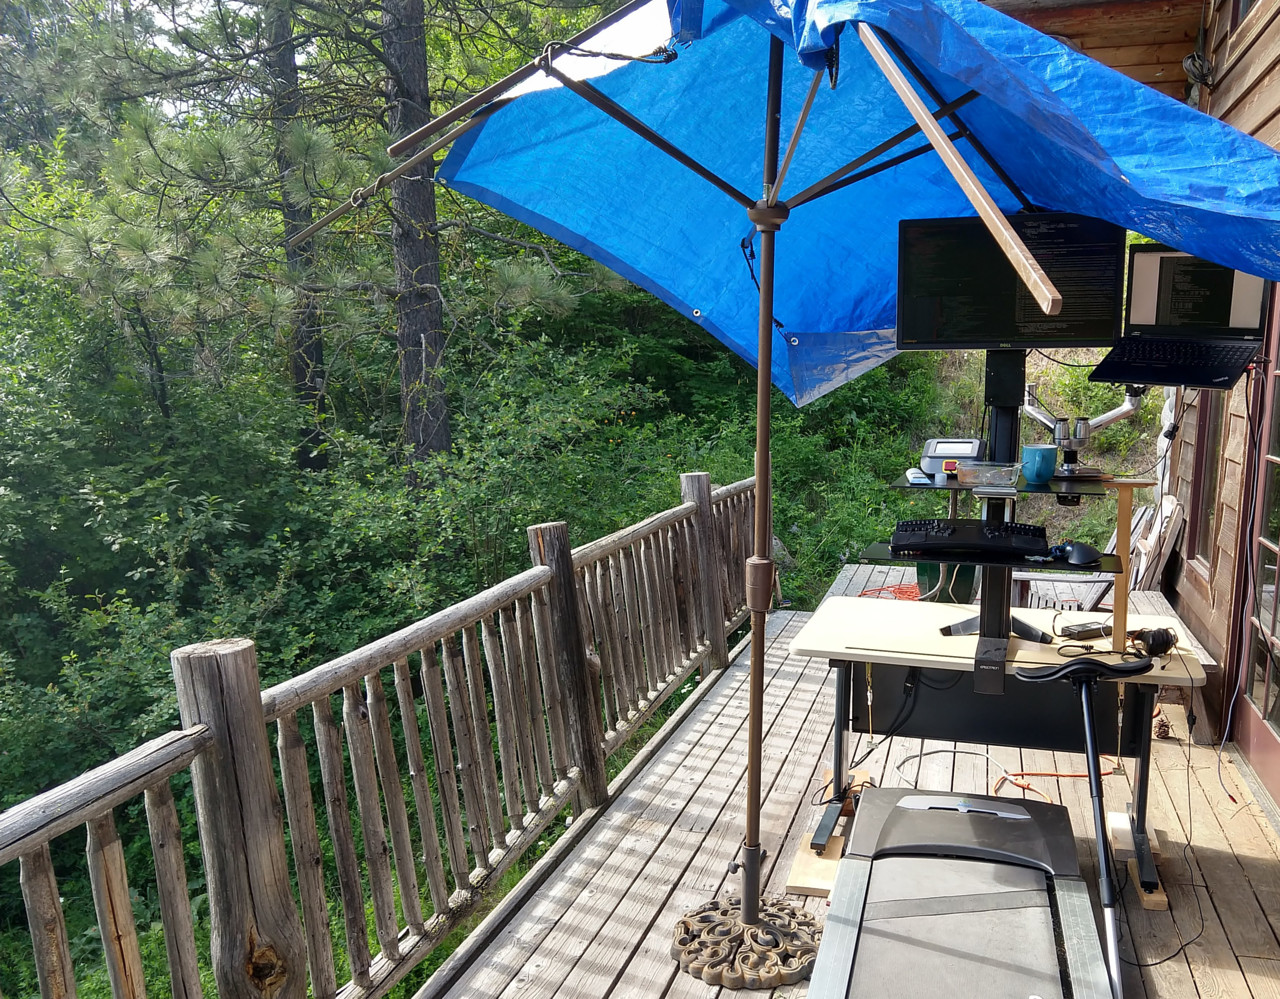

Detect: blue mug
[1021, 443, 1058, 484]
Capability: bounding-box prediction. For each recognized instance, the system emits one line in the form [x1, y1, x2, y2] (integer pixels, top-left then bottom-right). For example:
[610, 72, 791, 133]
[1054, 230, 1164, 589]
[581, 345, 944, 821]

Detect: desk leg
[1128, 682, 1159, 892]
[810, 659, 852, 853]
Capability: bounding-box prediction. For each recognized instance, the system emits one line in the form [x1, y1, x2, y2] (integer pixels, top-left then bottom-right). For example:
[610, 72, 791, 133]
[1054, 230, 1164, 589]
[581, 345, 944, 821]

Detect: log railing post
[681, 472, 729, 670]
[528, 522, 609, 807]
[170, 639, 307, 999]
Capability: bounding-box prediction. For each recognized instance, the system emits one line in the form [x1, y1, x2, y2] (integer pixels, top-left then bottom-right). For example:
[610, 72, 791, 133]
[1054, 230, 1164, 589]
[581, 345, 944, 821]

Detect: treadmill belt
[848, 856, 1065, 999]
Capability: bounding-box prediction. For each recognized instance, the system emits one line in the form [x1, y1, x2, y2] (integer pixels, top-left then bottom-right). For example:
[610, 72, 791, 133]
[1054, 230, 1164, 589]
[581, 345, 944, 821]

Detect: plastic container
[954, 461, 1022, 487]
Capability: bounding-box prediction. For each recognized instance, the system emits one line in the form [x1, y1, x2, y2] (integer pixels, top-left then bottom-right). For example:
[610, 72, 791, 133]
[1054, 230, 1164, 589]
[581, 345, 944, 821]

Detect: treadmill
[808, 656, 1152, 999]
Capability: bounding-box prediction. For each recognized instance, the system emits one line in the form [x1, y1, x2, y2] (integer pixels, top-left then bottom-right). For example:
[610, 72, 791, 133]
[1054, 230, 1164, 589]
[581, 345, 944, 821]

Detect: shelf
[859, 542, 1124, 574]
[891, 474, 1110, 496]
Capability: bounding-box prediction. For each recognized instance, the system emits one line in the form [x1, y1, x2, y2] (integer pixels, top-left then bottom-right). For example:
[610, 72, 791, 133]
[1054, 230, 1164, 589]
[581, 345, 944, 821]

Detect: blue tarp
[439, 0, 1280, 404]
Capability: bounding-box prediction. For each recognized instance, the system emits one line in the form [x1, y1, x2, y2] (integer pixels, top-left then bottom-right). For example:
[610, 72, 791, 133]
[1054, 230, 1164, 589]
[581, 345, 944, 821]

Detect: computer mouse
[1063, 539, 1103, 566]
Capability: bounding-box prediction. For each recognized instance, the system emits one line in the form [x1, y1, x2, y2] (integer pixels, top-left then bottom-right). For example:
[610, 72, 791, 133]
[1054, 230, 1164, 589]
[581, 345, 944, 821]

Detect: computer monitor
[896, 213, 1126, 351]
[1126, 242, 1268, 338]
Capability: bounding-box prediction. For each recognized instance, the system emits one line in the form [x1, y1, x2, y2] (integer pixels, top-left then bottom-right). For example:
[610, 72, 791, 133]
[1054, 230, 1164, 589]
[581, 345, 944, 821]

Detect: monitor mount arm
[1024, 383, 1147, 477]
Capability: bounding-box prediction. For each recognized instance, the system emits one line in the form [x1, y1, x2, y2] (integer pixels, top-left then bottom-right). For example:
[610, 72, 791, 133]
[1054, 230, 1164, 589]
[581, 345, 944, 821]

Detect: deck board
[423, 576, 1280, 999]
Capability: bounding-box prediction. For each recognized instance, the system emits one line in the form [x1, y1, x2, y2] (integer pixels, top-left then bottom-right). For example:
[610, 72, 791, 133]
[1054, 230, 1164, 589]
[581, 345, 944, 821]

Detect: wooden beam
[1008, 0, 1202, 49]
[859, 23, 1063, 316]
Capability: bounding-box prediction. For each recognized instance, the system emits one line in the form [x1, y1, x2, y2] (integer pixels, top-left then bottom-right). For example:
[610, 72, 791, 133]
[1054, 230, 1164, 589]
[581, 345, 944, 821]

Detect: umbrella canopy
[439, 0, 1280, 405]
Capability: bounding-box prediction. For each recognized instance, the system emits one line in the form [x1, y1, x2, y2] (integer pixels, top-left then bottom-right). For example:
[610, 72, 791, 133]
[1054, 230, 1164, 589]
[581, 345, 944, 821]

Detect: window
[1236, 0, 1261, 28]
[1190, 392, 1226, 564]
[1248, 348, 1280, 726]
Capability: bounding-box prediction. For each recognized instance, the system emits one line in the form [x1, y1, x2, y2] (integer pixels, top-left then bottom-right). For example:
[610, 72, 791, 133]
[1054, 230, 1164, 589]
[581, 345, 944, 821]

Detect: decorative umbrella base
[671, 896, 821, 989]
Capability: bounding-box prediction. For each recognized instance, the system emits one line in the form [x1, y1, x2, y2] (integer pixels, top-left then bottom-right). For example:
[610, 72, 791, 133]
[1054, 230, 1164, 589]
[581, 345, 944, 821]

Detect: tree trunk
[267, 0, 329, 471]
[383, 0, 450, 460]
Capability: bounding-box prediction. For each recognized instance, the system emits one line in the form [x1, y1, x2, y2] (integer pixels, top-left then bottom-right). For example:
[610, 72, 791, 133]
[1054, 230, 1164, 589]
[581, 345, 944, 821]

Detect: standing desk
[790, 596, 1205, 894]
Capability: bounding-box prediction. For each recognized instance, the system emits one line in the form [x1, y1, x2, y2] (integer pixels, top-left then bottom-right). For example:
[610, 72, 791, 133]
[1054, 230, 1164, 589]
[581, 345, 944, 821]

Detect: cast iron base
[671, 896, 820, 989]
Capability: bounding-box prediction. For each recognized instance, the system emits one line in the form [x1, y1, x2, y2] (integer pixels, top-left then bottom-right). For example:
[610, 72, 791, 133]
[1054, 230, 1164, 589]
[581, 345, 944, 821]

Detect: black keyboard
[1111, 338, 1259, 366]
[891, 518, 1049, 557]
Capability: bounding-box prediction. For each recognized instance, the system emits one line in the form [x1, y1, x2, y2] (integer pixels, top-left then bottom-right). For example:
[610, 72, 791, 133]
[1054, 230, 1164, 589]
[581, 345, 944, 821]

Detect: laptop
[1089, 243, 1269, 390]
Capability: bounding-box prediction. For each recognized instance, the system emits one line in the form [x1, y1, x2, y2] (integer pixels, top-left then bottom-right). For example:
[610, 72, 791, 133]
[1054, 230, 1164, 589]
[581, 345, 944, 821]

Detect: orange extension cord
[859, 584, 921, 600]
[992, 756, 1119, 802]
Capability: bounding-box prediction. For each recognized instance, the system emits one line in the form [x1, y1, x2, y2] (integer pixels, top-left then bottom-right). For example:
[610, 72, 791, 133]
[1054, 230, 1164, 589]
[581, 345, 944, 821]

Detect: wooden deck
[424, 571, 1280, 999]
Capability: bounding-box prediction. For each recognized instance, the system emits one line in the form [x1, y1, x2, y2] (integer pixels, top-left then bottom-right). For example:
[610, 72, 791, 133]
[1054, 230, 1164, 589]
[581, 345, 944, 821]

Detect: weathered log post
[681, 472, 729, 671]
[528, 522, 609, 807]
[170, 639, 307, 999]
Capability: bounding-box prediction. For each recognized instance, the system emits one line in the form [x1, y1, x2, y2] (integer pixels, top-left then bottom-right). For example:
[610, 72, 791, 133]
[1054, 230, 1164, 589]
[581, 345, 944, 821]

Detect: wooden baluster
[515, 596, 555, 791]
[392, 657, 450, 913]
[657, 526, 682, 670]
[593, 557, 628, 725]
[682, 473, 728, 669]
[276, 713, 338, 999]
[674, 519, 698, 659]
[144, 781, 202, 999]
[86, 811, 146, 999]
[441, 634, 493, 866]
[342, 682, 400, 959]
[480, 614, 525, 833]
[419, 644, 471, 889]
[635, 536, 665, 688]
[365, 671, 425, 936]
[460, 625, 506, 849]
[498, 604, 541, 810]
[581, 565, 618, 734]
[311, 697, 373, 987]
[608, 552, 641, 716]
[21, 844, 76, 999]
[529, 586, 571, 780]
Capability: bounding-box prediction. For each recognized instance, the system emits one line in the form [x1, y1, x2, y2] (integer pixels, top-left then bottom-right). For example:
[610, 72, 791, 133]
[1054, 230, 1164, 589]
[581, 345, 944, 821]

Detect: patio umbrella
[293, 0, 1280, 986]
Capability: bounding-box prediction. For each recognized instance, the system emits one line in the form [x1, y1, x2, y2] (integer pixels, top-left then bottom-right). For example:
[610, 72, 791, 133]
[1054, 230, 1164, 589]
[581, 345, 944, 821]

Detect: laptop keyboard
[1113, 338, 1259, 365]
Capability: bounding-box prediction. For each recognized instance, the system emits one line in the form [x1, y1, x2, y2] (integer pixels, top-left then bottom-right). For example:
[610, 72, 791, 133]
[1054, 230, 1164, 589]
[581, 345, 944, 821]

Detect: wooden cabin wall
[1168, 382, 1252, 672]
[1165, 0, 1280, 724]
[994, 0, 1204, 99]
[1205, 0, 1280, 143]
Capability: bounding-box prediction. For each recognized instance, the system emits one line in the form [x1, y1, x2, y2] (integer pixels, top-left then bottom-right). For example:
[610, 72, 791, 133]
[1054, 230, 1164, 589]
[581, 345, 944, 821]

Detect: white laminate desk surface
[790, 596, 1205, 686]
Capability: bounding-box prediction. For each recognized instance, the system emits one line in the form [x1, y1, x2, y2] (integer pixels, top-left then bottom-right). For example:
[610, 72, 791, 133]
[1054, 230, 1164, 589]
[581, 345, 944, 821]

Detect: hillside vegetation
[0, 0, 1162, 989]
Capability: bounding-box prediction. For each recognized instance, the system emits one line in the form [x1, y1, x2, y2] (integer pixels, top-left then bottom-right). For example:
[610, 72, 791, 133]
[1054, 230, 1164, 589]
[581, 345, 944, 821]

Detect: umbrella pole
[671, 36, 820, 990]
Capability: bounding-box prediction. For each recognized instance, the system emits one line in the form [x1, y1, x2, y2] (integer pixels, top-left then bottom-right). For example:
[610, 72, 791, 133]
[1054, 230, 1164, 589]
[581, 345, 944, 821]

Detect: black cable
[1034, 348, 1096, 368]
[849, 669, 922, 770]
[1112, 392, 1195, 480]
[1116, 692, 1206, 968]
[1218, 364, 1268, 802]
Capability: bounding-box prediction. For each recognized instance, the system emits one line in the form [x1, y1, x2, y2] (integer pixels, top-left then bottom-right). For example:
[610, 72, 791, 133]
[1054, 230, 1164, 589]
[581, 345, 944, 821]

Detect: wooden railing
[0, 471, 753, 999]
[0, 727, 213, 999]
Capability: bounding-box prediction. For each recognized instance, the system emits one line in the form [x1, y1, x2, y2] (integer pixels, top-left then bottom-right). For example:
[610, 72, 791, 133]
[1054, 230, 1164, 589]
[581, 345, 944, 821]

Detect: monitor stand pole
[975, 350, 1022, 693]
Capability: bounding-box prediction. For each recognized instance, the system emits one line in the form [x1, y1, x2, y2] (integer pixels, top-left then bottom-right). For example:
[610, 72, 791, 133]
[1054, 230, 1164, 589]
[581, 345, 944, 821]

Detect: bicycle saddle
[1015, 655, 1154, 683]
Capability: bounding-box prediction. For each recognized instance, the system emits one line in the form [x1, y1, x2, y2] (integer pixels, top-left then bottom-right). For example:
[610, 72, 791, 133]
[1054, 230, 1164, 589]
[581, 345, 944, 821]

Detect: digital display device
[896, 213, 1126, 350]
[1125, 243, 1267, 339]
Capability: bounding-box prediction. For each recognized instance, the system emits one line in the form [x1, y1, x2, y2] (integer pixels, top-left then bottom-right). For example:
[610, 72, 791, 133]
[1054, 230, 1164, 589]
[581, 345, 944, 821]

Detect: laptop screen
[1125, 244, 1268, 340]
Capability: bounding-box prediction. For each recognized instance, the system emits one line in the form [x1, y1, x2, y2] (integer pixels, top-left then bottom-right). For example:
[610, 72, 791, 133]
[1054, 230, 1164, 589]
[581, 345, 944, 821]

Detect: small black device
[896, 213, 1126, 351]
[1090, 243, 1268, 389]
[891, 518, 1049, 557]
[1060, 622, 1112, 641]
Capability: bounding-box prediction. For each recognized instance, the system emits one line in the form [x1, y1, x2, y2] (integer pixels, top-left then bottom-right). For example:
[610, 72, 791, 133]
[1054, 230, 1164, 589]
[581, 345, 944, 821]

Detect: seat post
[1077, 676, 1123, 999]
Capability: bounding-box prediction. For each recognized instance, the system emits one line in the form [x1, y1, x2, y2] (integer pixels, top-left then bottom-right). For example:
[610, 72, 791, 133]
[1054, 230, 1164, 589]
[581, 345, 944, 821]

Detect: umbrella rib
[287, 110, 498, 248]
[810, 128, 966, 200]
[876, 32, 1034, 212]
[541, 62, 757, 210]
[785, 90, 979, 209]
[859, 22, 1062, 316]
[386, 0, 655, 158]
[769, 70, 825, 207]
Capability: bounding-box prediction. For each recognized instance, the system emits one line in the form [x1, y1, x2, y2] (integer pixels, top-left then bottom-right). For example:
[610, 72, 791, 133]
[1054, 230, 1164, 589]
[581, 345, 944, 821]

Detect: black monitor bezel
[1124, 241, 1269, 341]
[895, 212, 1126, 351]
